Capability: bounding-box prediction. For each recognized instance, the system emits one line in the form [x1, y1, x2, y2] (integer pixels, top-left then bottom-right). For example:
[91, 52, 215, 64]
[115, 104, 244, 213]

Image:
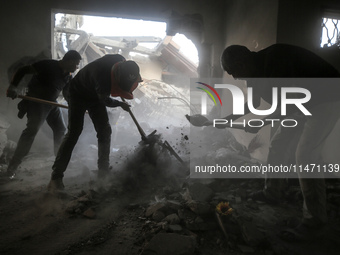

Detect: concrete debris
[188, 182, 214, 202]
[145, 202, 166, 217]
[138, 178, 293, 253]
[240, 221, 266, 246]
[237, 244, 255, 253]
[177, 208, 196, 221]
[187, 201, 211, 215]
[65, 200, 85, 214]
[168, 224, 183, 233]
[83, 208, 96, 219]
[185, 219, 218, 231]
[0, 114, 11, 161]
[152, 210, 166, 222]
[235, 196, 242, 204]
[166, 200, 182, 211]
[142, 233, 195, 255]
[65, 191, 98, 216]
[163, 213, 180, 224]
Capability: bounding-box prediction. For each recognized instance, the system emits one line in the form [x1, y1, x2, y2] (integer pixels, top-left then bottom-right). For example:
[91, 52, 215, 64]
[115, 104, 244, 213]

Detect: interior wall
[223, 0, 279, 51]
[277, 0, 340, 70]
[215, 0, 279, 162]
[219, 0, 279, 117]
[277, 0, 340, 164]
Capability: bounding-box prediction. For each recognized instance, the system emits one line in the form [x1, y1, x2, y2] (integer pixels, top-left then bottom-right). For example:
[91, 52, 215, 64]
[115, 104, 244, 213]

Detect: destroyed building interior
[1, 0, 340, 254]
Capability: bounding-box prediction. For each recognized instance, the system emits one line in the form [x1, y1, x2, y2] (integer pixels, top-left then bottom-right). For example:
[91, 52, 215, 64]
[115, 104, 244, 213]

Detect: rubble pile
[1, 110, 340, 254]
[137, 180, 272, 255]
[133, 178, 340, 255]
[0, 114, 15, 171]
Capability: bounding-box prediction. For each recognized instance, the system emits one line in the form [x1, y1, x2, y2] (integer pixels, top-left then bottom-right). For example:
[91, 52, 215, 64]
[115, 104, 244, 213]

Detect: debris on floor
[1, 118, 340, 255]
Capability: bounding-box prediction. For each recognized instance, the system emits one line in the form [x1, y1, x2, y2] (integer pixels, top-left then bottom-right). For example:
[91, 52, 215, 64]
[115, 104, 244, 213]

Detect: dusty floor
[0, 140, 340, 255]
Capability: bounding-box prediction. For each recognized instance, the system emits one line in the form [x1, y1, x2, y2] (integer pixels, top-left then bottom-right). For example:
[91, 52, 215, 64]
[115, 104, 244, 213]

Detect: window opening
[52, 12, 199, 129]
[321, 12, 340, 48]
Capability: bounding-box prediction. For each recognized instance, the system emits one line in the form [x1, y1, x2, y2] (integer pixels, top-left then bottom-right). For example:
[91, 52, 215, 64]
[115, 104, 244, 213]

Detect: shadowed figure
[187, 44, 340, 241]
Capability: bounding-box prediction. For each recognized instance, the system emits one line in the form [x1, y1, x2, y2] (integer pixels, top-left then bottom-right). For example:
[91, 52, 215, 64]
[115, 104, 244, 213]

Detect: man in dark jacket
[187, 44, 340, 241]
[5, 50, 82, 179]
[48, 54, 141, 191]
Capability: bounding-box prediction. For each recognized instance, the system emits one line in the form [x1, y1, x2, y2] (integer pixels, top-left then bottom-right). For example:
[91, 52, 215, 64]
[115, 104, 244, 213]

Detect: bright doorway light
[54, 13, 199, 65]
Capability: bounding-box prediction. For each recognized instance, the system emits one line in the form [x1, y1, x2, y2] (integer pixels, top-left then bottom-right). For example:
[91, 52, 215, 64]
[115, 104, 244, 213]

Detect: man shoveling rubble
[4, 50, 82, 179]
[47, 54, 142, 192]
[186, 44, 340, 241]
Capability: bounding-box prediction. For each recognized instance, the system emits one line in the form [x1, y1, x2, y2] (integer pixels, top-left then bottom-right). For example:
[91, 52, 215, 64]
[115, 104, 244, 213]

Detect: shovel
[121, 98, 188, 167]
[17, 95, 91, 115]
[120, 97, 158, 143]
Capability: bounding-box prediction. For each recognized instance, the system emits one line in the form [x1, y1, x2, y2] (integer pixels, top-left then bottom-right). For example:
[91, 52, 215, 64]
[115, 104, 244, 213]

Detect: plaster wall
[217, 0, 279, 162]
[277, 0, 340, 164]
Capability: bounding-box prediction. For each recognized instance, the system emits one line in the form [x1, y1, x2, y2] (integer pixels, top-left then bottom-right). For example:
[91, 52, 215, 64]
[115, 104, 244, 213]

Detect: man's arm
[7, 65, 36, 99]
[97, 94, 130, 112]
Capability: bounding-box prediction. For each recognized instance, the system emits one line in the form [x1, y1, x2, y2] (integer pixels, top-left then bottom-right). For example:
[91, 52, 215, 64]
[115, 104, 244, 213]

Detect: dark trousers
[9, 101, 66, 170]
[52, 97, 112, 179]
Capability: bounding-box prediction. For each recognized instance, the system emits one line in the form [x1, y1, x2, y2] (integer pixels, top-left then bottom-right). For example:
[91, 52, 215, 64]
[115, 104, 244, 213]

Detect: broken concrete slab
[163, 213, 180, 224]
[240, 221, 266, 247]
[152, 210, 166, 222]
[185, 220, 218, 231]
[168, 224, 182, 233]
[145, 202, 166, 217]
[187, 201, 211, 215]
[83, 208, 96, 219]
[166, 200, 182, 211]
[178, 208, 196, 221]
[65, 200, 85, 214]
[188, 182, 214, 202]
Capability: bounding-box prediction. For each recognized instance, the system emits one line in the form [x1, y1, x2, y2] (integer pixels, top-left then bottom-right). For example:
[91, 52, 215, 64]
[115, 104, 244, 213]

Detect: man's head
[111, 60, 142, 99]
[61, 50, 82, 73]
[221, 45, 254, 78]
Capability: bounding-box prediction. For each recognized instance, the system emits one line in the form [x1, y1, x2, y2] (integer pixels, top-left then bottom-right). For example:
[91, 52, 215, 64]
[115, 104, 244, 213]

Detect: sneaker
[47, 178, 65, 192]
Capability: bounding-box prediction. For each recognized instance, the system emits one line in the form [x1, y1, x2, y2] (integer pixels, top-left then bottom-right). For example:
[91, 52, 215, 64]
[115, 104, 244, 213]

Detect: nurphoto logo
[196, 82, 312, 129]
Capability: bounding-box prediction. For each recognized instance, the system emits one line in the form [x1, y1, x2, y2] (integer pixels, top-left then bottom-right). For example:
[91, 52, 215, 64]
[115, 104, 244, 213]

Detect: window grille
[321, 9, 340, 48]
[321, 17, 340, 48]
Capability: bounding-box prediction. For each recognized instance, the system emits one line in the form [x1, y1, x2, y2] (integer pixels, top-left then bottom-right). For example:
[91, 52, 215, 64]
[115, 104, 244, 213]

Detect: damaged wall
[217, 0, 279, 162]
[276, 0, 340, 163]
[223, 0, 279, 51]
[277, 0, 340, 70]
[217, 0, 340, 163]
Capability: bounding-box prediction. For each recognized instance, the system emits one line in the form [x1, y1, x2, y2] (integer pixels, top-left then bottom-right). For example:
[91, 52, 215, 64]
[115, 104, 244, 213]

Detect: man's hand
[185, 114, 212, 127]
[6, 85, 18, 99]
[245, 125, 262, 134]
[119, 101, 131, 112]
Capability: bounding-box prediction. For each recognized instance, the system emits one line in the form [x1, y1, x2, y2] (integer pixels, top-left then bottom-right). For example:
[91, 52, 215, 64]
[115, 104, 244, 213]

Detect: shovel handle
[120, 97, 147, 139]
[18, 95, 69, 109]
